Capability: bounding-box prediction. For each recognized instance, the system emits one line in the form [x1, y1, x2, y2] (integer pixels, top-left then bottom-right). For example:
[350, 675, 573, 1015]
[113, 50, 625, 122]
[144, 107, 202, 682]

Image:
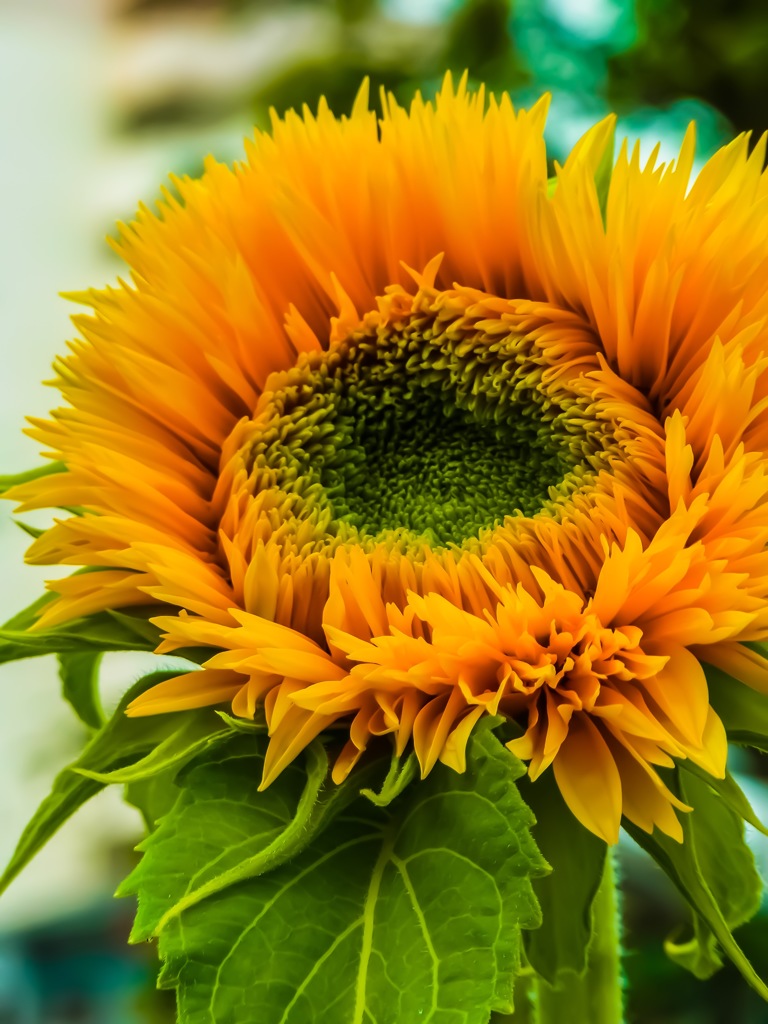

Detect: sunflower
[7, 75, 768, 845]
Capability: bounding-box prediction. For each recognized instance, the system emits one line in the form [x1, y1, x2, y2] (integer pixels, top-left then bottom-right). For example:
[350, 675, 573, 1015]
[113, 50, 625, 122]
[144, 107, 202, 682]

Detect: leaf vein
[391, 853, 439, 1020]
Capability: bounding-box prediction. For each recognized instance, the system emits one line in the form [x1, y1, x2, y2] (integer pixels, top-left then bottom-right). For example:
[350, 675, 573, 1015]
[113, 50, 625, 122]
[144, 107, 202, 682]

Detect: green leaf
[0, 583, 163, 667]
[678, 759, 768, 837]
[625, 768, 767, 997]
[75, 703, 231, 786]
[125, 772, 183, 832]
[106, 608, 164, 645]
[666, 771, 762, 981]
[0, 610, 160, 665]
[532, 854, 622, 1024]
[0, 673, 226, 896]
[58, 651, 104, 730]
[127, 726, 548, 1023]
[519, 768, 607, 982]
[706, 666, 768, 752]
[126, 727, 387, 911]
[121, 739, 398, 938]
[0, 461, 65, 493]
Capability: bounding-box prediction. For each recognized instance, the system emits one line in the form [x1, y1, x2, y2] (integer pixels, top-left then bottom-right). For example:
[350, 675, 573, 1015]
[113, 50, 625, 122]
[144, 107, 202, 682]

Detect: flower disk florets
[235, 288, 618, 557]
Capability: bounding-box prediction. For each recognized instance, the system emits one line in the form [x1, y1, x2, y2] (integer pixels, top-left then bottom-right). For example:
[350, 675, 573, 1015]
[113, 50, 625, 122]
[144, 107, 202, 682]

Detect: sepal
[0, 604, 161, 665]
[707, 665, 768, 752]
[360, 747, 418, 807]
[0, 461, 65, 493]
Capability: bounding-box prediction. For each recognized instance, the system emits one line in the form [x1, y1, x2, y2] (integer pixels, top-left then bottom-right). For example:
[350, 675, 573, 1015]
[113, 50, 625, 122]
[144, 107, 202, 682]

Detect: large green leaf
[58, 651, 104, 730]
[625, 767, 767, 997]
[125, 772, 183, 833]
[0, 673, 229, 896]
[519, 769, 607, 982]
[123, 739, 404, 939]
[126, 726, 548, 1023]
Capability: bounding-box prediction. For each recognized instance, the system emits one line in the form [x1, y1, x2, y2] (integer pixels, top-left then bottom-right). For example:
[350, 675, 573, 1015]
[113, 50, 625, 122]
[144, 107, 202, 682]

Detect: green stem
[494, 851, 624, 1024]
[537, 852, 624, 1024]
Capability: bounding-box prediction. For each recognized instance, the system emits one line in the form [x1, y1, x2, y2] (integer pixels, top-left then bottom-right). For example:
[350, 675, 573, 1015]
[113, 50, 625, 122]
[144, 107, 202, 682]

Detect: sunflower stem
[535, 850, 624, 1024]
[495, 850, 624, 1024]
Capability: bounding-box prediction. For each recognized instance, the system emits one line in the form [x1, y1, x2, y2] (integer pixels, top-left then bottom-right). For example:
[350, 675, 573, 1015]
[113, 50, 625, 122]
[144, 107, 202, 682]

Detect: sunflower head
[7, 73, 768, 849]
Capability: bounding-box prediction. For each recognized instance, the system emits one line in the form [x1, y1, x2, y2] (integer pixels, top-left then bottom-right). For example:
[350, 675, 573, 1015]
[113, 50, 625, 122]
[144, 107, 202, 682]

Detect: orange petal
[552, 715, 622, 844]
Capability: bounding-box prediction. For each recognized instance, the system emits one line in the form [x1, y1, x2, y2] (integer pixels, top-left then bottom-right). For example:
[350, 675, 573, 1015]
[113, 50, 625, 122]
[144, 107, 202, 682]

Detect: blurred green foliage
[610, 0, 768, 138]
[251, 0, 527, 120]
[117, 0, 764, 167]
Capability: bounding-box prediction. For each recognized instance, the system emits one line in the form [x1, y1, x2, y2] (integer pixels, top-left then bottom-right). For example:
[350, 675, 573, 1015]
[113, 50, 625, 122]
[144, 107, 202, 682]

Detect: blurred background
[1, 0, 768, 1021]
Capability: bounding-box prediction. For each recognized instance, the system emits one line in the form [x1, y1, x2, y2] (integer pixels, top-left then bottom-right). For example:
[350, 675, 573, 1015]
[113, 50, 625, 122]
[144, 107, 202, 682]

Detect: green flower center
[320, 363, 568, 547]
[249, 302, 614, 552]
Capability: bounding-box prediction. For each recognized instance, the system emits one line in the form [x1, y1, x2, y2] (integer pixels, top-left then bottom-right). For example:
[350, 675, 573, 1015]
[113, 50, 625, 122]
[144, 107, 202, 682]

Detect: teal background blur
[1, 1, 768, 1021]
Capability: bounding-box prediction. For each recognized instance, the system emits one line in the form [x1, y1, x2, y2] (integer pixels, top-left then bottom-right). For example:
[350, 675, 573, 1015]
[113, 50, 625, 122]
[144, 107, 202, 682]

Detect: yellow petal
[552, 715, 622, 844]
